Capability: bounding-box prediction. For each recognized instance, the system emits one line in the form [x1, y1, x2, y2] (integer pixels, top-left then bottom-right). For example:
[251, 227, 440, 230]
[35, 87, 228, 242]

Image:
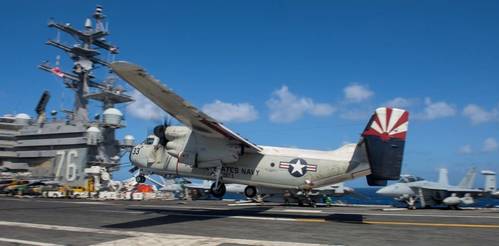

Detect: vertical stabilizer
[481, 170, 496, 192]
[437, 168, 449, 186]
[458, 167, 476, 189]
[362, 107, 409, 186]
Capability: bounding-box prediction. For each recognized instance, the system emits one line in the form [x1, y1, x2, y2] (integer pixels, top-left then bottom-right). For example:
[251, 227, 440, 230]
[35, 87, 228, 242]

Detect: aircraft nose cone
[376, 185, 402, 197]
[376, 186, 392, 196]
[377, 184, 414, 197]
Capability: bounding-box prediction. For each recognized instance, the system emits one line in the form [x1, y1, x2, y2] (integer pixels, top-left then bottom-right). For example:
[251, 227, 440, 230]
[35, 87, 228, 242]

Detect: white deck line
[0, 237, 62, 246]
[0, 221, 328, 246]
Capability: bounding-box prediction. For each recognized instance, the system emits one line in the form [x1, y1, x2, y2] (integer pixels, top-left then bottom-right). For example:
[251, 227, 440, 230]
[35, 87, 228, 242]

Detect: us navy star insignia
[279, 158, 317, 177]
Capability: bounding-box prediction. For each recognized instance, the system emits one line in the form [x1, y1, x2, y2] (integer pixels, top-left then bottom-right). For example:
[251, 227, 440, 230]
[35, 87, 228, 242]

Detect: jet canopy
[398, 175, 424, 183]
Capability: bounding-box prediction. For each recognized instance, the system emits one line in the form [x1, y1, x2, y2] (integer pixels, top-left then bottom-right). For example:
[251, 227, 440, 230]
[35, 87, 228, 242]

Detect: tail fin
[481, 170, 496, 192]
[438, 168, 449, 186]
[458, 167, 476, 189]
[362, 107, 409, 186]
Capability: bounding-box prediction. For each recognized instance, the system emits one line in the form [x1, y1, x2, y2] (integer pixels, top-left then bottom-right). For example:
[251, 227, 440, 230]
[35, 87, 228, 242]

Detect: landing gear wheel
[210, 182, 226, 198]
[244, 186, 257, 198]
[136, 175, 146, 183]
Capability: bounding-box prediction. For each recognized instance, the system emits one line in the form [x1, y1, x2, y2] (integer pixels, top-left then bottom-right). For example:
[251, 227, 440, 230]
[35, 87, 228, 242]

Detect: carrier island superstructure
[0, 6, 135, 190]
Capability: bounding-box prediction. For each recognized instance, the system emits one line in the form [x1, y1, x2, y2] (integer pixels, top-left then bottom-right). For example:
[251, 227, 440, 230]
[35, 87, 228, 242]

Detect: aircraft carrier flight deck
[0, 197, 497, 246]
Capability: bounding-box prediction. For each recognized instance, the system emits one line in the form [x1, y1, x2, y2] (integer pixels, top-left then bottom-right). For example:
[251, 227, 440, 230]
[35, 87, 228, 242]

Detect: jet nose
[376, 185, 401, 197]
[376, 186, 392, 196]
[377, 184, 414, 197]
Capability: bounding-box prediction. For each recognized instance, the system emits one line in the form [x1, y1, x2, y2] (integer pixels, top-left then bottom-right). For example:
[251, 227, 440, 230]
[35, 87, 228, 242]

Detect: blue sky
[1, 1, 498, 186]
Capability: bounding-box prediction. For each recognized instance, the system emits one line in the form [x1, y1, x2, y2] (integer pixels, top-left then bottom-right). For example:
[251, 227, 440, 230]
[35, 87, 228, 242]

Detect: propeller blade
[128, 166, 139, 173]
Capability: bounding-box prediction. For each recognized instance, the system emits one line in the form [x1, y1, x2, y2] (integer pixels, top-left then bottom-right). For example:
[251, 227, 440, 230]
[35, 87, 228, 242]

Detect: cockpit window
[145, 137, 155, 145]
[399, 176, 424, 183]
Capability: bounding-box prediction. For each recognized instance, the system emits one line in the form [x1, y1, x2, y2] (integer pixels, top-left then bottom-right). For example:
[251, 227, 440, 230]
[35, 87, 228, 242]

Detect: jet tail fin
[362, 107, 409, 186]
[481, 170, 496, 192]
[458, 167, 476, 189]
[438, 168, 449, 186]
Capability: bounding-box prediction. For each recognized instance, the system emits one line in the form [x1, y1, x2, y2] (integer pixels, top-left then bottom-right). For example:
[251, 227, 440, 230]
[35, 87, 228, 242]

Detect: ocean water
[225, 188, 499, 208]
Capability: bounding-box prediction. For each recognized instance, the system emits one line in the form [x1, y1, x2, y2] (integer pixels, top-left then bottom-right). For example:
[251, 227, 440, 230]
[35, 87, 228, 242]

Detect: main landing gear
[210, 165, 226, 198]
[135, 175, 146, 183]
[210, 182, 226, 198]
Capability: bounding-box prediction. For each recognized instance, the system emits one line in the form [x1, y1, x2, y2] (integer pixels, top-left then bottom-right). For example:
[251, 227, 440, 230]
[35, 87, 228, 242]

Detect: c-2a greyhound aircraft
[111, 61, 410, 199]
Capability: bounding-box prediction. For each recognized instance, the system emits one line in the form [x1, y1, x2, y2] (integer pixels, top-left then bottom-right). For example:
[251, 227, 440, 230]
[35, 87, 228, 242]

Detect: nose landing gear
[135, 175, 146, 183]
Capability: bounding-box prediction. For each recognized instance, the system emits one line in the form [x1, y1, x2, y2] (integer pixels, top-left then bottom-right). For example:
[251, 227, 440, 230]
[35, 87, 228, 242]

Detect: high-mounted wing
[111, 61, 261, 152]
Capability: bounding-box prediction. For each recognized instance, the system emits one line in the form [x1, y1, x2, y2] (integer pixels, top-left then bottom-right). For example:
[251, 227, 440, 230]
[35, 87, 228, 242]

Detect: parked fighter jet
[377, 168, 493, 209]
[223, 182, 354, 205]
[111, 61, 410, 203]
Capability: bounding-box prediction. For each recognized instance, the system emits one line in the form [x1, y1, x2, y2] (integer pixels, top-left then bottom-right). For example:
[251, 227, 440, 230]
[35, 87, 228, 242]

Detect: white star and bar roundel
[279, 158, 317, 177]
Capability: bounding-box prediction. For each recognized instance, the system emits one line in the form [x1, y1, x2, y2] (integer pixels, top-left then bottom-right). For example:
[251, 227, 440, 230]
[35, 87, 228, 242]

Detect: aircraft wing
[413, 185, 483, 194]
[447, 187, 484, 194]
[111, 61, 261, 152]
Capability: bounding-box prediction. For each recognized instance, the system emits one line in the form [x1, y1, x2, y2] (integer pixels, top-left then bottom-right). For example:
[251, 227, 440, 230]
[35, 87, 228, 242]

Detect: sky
[1, 1, 498, 187]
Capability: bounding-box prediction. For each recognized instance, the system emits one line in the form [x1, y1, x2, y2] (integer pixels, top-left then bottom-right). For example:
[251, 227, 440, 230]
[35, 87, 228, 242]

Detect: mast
[38, 5, 134, 175]
[38, 5, 132, 123]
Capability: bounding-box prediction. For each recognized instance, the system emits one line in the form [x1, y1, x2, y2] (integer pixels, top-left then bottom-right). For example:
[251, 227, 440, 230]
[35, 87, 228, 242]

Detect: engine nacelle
[164, 125, 242, 167]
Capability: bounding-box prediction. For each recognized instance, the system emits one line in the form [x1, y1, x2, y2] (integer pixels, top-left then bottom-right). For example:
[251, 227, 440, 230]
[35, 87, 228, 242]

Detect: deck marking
[65, 201, 116, 205]
[282, 209, 323, 214]
[227, 202, 264, 206]
[166, 212, 325, 223]
[93, 235, 333, 246]
[296, 218, 327, 223]
[0, 237, 63, 246]
[0, 221, 327, 246]
[364, 220, 499, 228]
[359, 212, 499, 219]
[90, 209, 146, 214]
[129, 204, 231, 211]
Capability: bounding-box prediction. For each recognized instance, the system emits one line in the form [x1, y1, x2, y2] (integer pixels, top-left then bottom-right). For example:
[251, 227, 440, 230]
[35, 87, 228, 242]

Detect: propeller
[153, 117, 170, 146]
[128, 166, 139, 173]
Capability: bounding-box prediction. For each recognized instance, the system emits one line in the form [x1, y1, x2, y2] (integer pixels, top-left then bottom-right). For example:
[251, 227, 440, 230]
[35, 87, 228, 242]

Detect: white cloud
[202, 100, 258, 123]
[458, 144, 473, 155]
[482, 137, 498, 152]
[343, 84, 374, 103]
[415, 98, 457, 120]
[462, 104, 499, 125]
[310, 103, 336, 116]
[126, 89, 167, 120]
[267, 86, 335, 123]
[384, 97, 415, 108]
